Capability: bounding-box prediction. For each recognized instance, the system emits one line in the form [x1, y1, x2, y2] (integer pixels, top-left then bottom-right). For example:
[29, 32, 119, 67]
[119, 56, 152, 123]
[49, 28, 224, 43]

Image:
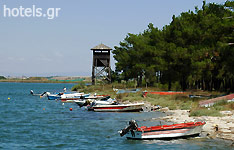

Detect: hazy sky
[0, 0, 225, 77]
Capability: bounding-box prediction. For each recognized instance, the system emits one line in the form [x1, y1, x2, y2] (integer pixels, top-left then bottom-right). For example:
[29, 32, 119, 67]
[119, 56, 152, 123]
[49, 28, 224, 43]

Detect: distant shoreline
[0, 80, 84, 83]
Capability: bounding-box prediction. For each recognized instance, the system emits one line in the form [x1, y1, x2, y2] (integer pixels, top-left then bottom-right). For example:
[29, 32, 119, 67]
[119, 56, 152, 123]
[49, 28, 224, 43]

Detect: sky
[0, 0, 226, 77]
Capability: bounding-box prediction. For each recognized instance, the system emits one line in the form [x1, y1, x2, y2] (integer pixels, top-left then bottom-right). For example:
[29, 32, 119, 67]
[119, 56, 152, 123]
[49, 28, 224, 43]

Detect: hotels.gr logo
[2, 5, 61, 19]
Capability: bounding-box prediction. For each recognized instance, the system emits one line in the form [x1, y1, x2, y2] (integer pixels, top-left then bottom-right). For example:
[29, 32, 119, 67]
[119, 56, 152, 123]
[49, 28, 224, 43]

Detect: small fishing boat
[87, 102, 144, 112]
[47, 92, 86, 100]
[47, 93, 68, 100]
[30, 90, 50, 97]
[62, 94, 108, 103]
[60, 92, 87, 98]
[119, 120, 205, 140]
[74, 96, 115, 107]
[47, 93, 62, 100]
[116, 88, 141, 94]
[60, 94, 90, 103]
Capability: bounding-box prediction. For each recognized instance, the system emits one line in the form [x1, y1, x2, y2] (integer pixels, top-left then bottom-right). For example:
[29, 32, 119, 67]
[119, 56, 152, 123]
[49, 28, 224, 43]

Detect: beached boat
[87, 102, 144, 112]
[74, 96, 115, 107]
[116, 88, 141, 94]
[119, 120, 206, 140]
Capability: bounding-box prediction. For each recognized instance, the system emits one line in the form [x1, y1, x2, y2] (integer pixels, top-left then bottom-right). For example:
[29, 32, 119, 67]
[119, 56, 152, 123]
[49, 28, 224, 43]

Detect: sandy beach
[155, 108, 234, 142]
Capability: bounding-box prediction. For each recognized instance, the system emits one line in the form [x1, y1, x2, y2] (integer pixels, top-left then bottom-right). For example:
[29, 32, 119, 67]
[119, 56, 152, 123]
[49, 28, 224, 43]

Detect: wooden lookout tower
[91, 43, 112, 85]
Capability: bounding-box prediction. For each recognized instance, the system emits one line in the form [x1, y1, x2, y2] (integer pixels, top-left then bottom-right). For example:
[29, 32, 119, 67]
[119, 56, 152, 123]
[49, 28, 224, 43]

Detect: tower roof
[91, 43, 112, 50]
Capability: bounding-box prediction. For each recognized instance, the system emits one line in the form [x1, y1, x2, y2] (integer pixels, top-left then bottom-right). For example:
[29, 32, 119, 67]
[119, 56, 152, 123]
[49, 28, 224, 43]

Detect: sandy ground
[154, 108, 234, 142]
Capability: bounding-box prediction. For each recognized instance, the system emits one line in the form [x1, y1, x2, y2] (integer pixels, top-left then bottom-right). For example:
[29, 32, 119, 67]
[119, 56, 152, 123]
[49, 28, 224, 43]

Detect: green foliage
[71, 82, 86, 91]
[112, 1, 234, 92]
[0, 76, 6, 80]
[121, 93, 144, 102]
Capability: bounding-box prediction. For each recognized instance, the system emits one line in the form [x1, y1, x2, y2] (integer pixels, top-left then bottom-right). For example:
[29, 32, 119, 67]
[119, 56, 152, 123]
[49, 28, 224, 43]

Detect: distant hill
[48, 76, 91, 82]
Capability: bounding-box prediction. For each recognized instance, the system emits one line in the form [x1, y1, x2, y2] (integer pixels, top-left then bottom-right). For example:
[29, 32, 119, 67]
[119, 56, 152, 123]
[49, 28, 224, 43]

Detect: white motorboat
[74, 96, 115, 107]
[88, 102, 144, 112]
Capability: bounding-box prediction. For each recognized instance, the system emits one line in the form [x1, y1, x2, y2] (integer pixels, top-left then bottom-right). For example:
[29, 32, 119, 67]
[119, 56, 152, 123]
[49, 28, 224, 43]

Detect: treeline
[112, 1, 234, 92]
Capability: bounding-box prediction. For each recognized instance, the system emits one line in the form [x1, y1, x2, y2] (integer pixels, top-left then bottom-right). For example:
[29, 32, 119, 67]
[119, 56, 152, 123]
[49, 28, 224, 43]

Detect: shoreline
[156, 108, 234, 142]
[0, 80, 86, 84]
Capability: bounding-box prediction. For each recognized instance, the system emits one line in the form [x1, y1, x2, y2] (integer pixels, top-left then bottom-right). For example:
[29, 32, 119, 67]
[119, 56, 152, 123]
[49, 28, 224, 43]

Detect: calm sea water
[0, 82, 233, 150]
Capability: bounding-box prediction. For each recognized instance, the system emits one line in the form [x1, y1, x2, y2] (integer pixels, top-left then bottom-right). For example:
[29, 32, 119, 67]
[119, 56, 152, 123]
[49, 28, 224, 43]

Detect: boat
[47, 92, 86, 100]
[87, 102, 144, 112]
[74, 96, 115, 107]
[116, 88, 141, 94]
[30, 90, 50, 97]
[60, 92, 87, 98]
[119, 120, 206, 140]
[47, 93, 63, 100]
[60, 94, 90, 103]
[62, 94, 108, 103]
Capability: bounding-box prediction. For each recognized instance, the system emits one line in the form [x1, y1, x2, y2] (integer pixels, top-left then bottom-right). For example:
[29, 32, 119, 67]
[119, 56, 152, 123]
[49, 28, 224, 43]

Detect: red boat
[119, 120, 206, 140]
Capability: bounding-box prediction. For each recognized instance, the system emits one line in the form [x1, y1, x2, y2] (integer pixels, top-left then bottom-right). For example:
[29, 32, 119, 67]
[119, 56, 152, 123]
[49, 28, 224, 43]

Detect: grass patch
[227, 102, 234, 109]
[213, 100, 234, 111]
[120, 92, 144, 102]
[190, 108, 222, 117]
[190, 100, 234, 117]
[78, 84, 117, 96]
[71, 82, 86, 91]
[144, 95, 180, 110]
[71, 83, 231, 117]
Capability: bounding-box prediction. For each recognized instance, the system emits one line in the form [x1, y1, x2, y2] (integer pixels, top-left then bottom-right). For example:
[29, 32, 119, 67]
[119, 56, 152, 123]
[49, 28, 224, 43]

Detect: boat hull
[125, 124, 204, 140]
[47, 95, 61, 100]
[61, 95, 106, 103]
[89, 103, 144, 112]
[74, 100, 87, 107]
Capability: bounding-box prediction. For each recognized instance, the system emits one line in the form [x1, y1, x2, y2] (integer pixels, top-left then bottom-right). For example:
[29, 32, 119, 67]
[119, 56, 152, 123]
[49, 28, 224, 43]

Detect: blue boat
[47, 93, 62, 100]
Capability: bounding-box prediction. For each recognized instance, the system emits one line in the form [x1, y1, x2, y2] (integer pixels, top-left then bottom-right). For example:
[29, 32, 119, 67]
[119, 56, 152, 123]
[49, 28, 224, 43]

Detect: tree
[113, 0, 234, 91]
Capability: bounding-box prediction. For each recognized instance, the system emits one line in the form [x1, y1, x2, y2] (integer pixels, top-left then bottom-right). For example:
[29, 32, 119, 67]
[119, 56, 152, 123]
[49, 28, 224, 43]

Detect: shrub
[71, 82, 86, 91]
[171, 81, 182, 91]
[116, 93, 129, 100]
[180, 101, 192, 110]
[0, 76, 6, 80]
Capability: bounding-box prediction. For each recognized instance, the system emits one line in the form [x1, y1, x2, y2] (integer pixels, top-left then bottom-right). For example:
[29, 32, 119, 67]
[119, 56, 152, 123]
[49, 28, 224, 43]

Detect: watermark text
[2, 5, 61, 19]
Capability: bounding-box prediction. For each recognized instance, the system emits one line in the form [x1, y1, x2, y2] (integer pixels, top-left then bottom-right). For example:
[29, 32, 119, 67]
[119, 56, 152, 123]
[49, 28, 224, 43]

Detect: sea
[0, 82, 233, 150]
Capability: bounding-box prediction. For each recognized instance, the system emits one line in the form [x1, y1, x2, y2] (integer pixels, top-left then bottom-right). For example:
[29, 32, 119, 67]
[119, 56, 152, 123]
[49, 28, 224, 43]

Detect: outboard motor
[119, 120, 138, 137]
[80, 100, 91, 107]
